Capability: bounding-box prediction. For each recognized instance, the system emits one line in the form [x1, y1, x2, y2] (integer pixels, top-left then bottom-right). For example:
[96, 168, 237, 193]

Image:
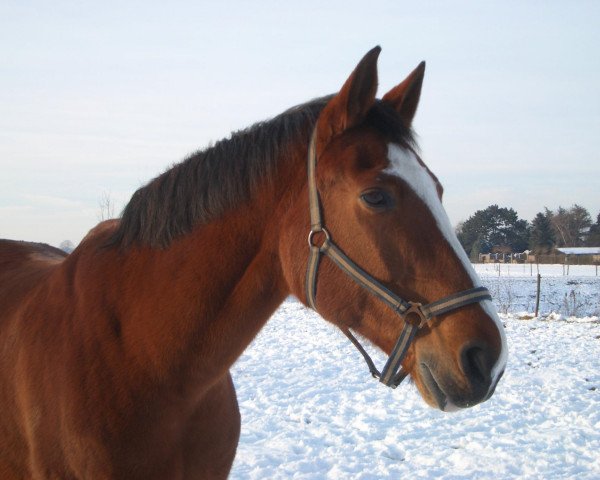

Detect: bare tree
[547, 205, 592, 247]
[98, 191, 115, 222]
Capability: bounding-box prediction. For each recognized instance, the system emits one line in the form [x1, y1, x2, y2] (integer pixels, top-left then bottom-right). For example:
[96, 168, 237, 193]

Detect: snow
[474, 263, 599, 317]
[556, 247, 600, 255]
[230, 266, 600, 479]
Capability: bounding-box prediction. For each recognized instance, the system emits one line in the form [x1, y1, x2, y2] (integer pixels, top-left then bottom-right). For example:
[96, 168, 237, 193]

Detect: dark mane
[109, 98, 415, 248]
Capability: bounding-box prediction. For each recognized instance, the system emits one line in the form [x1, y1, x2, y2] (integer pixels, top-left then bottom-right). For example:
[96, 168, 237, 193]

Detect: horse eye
[360, 189, 392, 209]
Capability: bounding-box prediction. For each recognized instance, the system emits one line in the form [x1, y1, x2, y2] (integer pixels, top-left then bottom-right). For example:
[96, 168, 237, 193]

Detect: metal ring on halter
[402, 302, 429, 329]
[307, 227, 331, 248]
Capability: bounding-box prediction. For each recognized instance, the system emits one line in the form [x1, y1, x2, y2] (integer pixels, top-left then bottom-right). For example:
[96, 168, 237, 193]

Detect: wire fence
[474, 264, 600, 317]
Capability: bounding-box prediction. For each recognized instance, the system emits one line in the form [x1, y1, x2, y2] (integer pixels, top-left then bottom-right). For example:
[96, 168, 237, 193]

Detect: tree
[457, 205, 529, 257]
[568, 204, 593, 246]
[587, 212, 600, 246]
[529, 211, 555, 254]
[547, 204, 592, 247]
[98, 191, 115, 222]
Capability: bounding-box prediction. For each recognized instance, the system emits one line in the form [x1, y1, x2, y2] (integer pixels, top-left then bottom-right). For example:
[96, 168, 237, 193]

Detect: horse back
[0, 239, 67, 269]
[0, 239, 67, 313]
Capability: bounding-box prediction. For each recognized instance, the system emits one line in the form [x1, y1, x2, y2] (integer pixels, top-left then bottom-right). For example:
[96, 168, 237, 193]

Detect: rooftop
[556, 247, 600, 255]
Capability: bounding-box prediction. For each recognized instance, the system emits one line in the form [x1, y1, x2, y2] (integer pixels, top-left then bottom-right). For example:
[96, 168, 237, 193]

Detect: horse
[0, 46, 507, 479]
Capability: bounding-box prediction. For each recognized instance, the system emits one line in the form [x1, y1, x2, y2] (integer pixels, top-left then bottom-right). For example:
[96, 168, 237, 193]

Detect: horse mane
[109, 97, 416, 249]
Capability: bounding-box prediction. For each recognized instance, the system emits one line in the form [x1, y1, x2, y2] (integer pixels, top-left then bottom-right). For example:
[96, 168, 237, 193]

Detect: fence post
[535, 273, 541, 317]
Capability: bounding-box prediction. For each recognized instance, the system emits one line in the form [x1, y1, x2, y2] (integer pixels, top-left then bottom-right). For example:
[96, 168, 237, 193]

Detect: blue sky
[1, 1, 599, 246]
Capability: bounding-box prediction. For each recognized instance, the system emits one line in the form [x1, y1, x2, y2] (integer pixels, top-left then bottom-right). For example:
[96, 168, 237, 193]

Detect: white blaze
[385, 144, 508, 390]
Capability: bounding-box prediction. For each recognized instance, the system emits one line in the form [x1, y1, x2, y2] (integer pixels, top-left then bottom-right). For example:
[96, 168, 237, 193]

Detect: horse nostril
[461, 345, 491, 387]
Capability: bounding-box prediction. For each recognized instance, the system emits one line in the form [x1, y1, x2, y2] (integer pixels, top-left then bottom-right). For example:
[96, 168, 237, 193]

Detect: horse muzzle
[417, 342, 500, 411]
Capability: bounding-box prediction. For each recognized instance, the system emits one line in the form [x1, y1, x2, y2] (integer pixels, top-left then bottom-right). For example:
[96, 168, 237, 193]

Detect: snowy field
[230, 266, 599, 479]
[475, 263, 599, 318]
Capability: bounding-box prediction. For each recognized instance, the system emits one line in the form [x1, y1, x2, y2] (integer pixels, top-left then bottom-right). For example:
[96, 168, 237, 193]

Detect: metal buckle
[402, 302, 428, 329]
[307, 227, 331, 248]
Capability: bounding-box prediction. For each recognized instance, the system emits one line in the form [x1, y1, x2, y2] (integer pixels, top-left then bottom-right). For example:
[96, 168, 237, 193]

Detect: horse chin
[417, 363, 462, 413]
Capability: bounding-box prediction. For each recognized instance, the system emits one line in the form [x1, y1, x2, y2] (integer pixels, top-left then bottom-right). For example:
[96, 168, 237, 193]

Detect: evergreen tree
[587, 212, 600, 246]
[529, 211, 555, 254]
[457, 205, 529, 256]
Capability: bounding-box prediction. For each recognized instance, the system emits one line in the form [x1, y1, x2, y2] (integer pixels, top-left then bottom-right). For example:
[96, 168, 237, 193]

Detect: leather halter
[305, 129, 492, 388]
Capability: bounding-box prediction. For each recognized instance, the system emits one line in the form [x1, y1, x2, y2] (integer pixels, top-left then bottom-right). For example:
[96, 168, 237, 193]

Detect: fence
[475, 264, 600, 316]
[479, 252, 600, 266]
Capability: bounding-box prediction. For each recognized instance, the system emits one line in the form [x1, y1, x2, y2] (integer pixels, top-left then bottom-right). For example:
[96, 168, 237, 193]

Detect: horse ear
[317, 46, 381, 145]
[382, 61, 426, 127]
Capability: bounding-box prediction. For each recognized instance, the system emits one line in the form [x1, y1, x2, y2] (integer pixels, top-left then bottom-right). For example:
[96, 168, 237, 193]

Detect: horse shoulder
[181, 373, 241, 479]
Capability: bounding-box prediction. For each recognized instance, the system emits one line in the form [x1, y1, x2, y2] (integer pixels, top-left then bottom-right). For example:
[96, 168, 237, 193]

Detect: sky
[1, 1, 599, 247]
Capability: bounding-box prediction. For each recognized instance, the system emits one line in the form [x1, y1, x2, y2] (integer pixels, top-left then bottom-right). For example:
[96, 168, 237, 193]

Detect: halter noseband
[305, 129, 492, 388]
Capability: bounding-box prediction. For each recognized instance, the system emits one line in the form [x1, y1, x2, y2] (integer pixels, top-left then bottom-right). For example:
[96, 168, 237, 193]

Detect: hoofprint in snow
[230, 266, 600, 479]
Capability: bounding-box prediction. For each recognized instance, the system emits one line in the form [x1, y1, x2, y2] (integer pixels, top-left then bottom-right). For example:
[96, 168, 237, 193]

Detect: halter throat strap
[304, 129, 492, 388]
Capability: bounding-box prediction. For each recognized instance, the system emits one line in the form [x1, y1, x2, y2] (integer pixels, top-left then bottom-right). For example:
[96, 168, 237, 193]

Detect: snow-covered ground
[230, 267, 599, 479]
[475, 263, 599, 318]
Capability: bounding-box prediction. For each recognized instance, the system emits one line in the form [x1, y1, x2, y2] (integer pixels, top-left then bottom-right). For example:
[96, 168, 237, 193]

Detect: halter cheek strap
[305, 129, 492, 388]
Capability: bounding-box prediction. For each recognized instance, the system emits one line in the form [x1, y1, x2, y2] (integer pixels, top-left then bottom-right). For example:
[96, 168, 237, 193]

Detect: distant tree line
[456, 204, 600, 261]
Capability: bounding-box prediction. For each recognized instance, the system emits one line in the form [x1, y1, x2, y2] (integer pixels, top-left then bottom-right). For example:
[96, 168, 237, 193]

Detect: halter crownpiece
[305, 128, 492, 388]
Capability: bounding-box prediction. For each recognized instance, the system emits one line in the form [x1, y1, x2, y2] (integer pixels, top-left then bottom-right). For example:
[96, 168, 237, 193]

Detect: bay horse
[0, 47, 507, 479]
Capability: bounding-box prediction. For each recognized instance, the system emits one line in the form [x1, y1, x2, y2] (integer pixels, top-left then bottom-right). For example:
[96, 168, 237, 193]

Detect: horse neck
[93, 145, 307, 390]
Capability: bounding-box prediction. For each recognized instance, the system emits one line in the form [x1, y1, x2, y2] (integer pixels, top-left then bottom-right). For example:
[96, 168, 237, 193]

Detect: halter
[305, 129, 492, 388]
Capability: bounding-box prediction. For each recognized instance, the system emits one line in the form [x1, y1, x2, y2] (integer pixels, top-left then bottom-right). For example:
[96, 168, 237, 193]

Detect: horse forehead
[383, 144, 441, 198]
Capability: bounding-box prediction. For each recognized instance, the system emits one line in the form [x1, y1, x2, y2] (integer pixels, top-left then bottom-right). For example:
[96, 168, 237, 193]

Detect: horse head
[280, 47, 507, 411]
